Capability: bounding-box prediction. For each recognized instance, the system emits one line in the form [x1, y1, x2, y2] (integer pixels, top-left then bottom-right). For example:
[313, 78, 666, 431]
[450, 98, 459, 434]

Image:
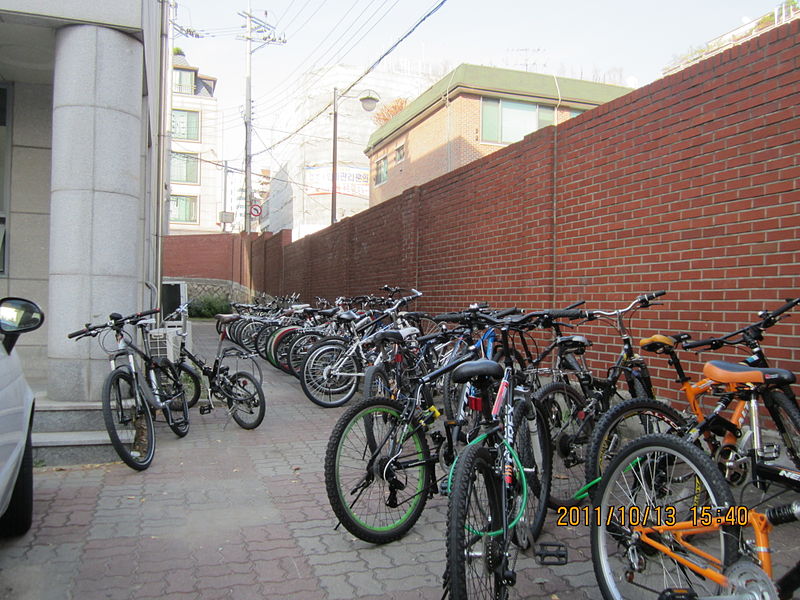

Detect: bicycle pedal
[758, 443, 780, 461]
[534, 543, 568, 565]
[199, 405, 212, 415]
[439, 480, 450, 496]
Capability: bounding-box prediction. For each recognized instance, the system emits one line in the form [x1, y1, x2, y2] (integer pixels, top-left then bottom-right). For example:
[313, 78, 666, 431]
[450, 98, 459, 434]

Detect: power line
[253, 0, 448, 156]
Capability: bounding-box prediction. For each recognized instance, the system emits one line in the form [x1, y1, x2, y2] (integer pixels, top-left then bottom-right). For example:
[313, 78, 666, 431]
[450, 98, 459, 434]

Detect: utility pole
[237, 5, 285, 233]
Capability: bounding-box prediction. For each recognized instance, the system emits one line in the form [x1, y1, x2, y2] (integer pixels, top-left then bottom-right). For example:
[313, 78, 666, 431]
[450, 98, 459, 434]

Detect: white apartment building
[262, 61, 447, 240]
[169, 51, 225, 234]
[0, 1, 166, 401]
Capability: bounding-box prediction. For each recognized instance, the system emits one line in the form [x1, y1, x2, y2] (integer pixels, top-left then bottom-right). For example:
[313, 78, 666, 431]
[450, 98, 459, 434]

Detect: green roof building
[365, 63, 632, 206]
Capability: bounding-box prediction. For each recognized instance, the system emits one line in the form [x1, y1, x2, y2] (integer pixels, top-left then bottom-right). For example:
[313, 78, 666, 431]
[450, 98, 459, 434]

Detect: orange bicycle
[584, 298, 800, 493]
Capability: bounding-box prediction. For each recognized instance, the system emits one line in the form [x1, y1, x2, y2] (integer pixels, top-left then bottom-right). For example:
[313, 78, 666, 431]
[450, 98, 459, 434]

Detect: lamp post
[331, 87, 379, 225]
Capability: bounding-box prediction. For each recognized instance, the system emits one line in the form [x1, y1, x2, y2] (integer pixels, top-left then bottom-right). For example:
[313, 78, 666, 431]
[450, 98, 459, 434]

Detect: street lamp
[331, 87, 380, 225]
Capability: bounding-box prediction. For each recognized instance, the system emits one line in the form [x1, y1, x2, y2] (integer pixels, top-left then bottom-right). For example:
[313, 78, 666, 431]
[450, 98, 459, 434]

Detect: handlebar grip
[682, 337, 721, 350]
[136, 308, 161, 318]
[67, 328, 88, 339]
[546, 309, 586, 320]
[433, 312, 465, 322]
[494, 307, 520, 318]
[564, 300, 586, 310]
[646, 290, 667, 300]
[770, 297, 800, 319]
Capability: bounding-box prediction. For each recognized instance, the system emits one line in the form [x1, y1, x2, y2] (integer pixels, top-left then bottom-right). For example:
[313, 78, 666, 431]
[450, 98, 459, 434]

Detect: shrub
[188, 296, 232, 318]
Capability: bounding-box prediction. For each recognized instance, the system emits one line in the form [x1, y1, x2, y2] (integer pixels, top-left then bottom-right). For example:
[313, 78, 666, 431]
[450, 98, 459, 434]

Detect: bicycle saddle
[451, 359, 504, 384]
[703, 360, 796, 385]
[214, 314, 241, 324]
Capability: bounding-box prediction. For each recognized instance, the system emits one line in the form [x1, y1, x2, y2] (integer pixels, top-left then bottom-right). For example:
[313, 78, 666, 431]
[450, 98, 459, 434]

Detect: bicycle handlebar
[67, 308, 161, 339]
[681, 297, 799, 352]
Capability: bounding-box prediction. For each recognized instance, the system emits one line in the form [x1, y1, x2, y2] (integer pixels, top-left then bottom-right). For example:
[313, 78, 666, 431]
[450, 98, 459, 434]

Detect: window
[481, 98, 555, 144]
[173, 69, 195, 94]
[375, 157, 388, 185]
[0, 86, 8, 275]
[169, 195, 198, 223]
[569, 108, 585, 119]
[171, 153, 199, 184]
[172, 110, 200, 141]
[395, 145, 405, 163]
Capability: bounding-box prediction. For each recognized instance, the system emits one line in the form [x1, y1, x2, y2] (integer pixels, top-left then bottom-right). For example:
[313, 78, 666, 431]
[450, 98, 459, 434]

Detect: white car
[0, 297, 44, 536]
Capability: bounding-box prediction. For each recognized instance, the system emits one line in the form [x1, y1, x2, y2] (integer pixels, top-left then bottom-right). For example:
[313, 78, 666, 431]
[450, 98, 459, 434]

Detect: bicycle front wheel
[585, 397, 686, 501]
[300, 341, 360, 407]
[446, 443, 507, 600]
[324, 397, 431, 544]
[591, 433, 738, 600]
[102, 367, 155, 470]
[222, 371, 266, 429]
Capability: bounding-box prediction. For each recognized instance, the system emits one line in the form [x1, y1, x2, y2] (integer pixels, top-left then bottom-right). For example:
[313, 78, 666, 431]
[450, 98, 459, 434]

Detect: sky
[172, 0, 786, 168]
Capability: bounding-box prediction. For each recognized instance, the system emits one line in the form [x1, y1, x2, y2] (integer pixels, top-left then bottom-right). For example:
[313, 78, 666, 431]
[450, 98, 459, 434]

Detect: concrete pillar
[47, 25, 144, 402]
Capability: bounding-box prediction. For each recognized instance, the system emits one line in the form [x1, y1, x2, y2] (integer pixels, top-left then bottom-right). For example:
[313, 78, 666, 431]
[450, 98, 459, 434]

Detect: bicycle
[591, 430, 800, 599]
[324, 308, 561, 547]
[300, 289, 426, 407]
[68, 309, 192, 470]
[167, 306, 267, 430]
[508, 292, 663, 507]
[444, 308, 589, 599]
[584, 297, 800, 498]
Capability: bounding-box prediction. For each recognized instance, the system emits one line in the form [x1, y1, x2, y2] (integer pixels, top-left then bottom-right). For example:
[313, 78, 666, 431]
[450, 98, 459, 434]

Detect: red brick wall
[163, 232, 258, 290]
[168, 22, 800, 395]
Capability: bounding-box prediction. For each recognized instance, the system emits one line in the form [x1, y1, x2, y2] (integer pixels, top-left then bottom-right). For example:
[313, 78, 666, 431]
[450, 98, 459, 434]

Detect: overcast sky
[172, 0, 786, 164]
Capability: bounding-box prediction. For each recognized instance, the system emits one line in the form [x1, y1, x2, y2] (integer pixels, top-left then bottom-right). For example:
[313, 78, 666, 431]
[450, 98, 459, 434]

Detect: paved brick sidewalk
[4, 321, 791, 599]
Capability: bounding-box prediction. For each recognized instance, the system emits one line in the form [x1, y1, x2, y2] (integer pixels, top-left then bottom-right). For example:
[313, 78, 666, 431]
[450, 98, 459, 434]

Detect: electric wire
[253, 0, 448, 155]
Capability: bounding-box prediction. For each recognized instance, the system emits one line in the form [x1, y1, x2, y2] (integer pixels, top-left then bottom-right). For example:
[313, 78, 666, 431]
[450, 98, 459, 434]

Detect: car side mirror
[0, 297, 44, 353]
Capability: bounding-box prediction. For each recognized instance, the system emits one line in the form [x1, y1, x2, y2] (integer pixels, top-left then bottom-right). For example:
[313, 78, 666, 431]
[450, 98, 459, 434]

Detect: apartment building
[169, 51, 224, 234]
[365, 63, 633, 206]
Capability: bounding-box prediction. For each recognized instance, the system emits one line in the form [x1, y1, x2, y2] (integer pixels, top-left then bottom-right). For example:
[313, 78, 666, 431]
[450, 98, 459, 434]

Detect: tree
[372, 98, 409, 126]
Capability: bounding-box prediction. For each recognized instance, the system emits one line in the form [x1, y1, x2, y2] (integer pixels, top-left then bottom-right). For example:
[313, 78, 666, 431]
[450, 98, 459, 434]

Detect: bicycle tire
[222, 371, 266, 429]
[255, 323, 278, 360]
[585, 397, 686, 501]
[265, 326, 297, 368]
[177, 361, 202, 409]
[591, 433, 739, 600]
[765, 388, 800, 469]
[511, 398, 552, 548]
[363, 364, 392, 399]
[446, 443, 506, 600]
[300, 340, 360, 408]
[324, 396, 431, 544]
[273, 328, 303, 374]
[102, 367, 155, 470]
[152, 363, 190, 438]
[535, 381, 590, 507]
[286, 331, 324, 378]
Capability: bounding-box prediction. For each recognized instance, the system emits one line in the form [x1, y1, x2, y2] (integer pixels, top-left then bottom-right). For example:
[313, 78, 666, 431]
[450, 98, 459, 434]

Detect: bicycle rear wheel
[153, 364, 190, 438]
[511, 398, 551, 548]
[765, 389, 800, 469]
[222, 371, 266, 429]
[325, 397, 431, 544]
[446, 443, 507, 600]
[102, 367, 155, 470]
[591, 433, 738, 600]
[535, 381, 590, 507]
